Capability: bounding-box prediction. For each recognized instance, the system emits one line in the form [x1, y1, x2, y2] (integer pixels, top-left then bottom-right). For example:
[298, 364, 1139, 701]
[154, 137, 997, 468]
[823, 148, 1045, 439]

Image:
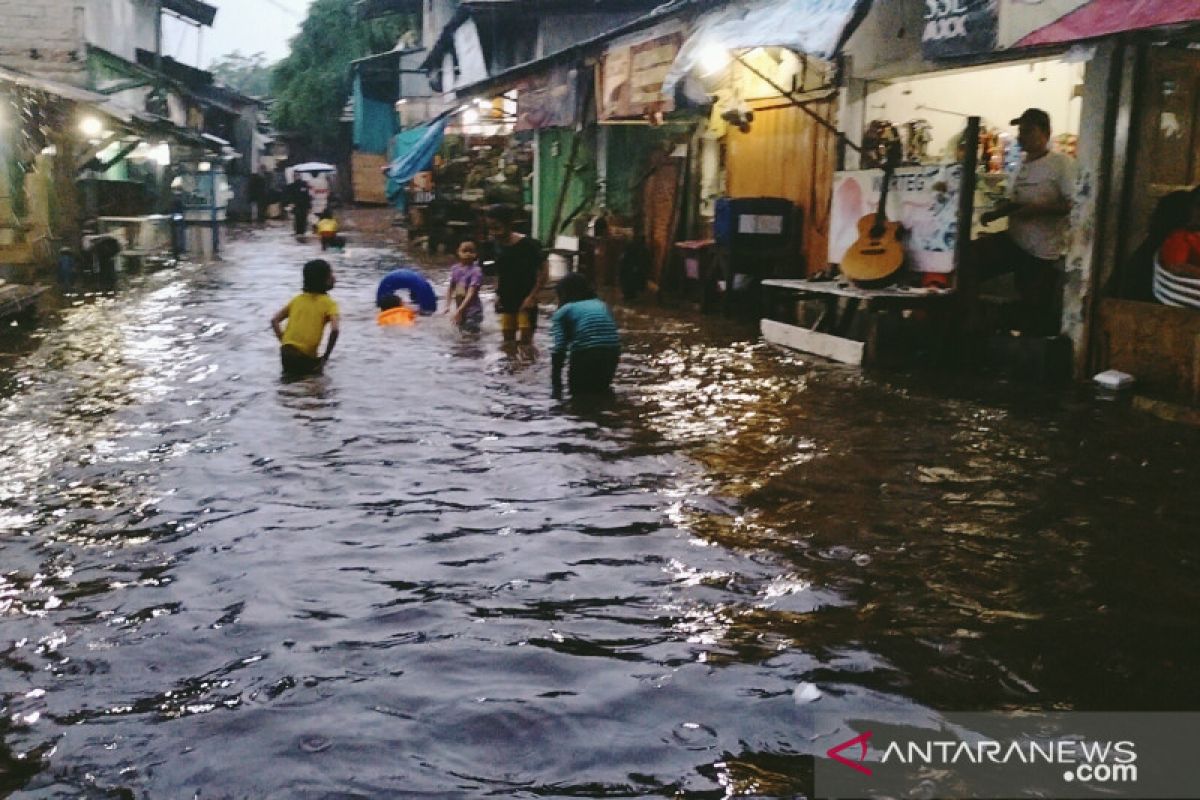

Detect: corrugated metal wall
[726, 98, 838, 276]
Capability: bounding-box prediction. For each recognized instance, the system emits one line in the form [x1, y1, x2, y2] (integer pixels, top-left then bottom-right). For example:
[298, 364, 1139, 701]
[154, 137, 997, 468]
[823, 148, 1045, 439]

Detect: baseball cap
[1010, 108, 1051, 131]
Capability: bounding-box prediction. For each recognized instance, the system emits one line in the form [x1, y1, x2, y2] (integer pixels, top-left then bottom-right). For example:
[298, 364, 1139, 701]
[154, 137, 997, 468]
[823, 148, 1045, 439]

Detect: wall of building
[537, 126, 596, 241]
[0, 0, 87, 83]
[85, 0, 157, 61]
[864, 58, 1085, 158]
[0, 0, 156, 84]
[536, 12, 642, 59]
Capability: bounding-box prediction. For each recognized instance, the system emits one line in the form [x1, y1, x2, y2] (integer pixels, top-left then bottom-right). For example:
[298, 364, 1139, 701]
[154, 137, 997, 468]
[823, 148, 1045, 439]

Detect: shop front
[1091, 27, 1200, 410]
[399, 92, 534, 254]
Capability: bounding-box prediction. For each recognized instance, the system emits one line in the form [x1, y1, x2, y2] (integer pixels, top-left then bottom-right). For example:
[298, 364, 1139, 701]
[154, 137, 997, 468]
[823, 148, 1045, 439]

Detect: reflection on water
[2, 226, 1199, 797]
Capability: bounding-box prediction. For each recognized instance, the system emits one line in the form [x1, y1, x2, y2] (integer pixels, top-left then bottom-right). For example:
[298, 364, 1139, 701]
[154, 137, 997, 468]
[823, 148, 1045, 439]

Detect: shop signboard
[515, 65, 578, 132]
[829, 163, 963, 273]
[599, 30, 682, 121]
[922, 0, 998, 59]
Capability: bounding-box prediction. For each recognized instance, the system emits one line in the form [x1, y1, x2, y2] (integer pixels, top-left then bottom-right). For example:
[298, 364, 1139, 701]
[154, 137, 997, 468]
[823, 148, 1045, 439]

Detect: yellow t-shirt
[281, 292, 338, 357]
[316, 218, 339, 236]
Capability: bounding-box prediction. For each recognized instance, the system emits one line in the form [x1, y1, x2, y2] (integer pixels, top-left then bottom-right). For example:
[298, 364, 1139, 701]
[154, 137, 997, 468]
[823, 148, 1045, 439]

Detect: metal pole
[953, 116, 981, 284]
[153, 0, 163, 115]
[211, 167, 219, 258]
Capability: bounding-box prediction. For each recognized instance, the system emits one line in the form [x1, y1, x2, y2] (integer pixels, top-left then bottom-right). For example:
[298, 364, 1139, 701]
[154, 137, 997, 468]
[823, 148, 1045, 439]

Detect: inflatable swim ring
[378, 306, 417, 326]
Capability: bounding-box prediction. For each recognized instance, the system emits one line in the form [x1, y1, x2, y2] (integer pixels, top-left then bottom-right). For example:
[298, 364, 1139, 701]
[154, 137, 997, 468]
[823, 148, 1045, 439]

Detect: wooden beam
[762, 319, 864, 366]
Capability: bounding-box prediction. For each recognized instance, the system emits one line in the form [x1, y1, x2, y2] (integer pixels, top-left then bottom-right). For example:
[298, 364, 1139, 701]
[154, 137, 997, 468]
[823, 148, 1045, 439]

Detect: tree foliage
[271, 0, 415, 156]
[210, 50, 274, 97]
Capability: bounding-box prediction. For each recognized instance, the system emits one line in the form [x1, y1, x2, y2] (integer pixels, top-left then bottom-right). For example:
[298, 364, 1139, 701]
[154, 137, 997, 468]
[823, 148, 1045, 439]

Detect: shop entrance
[1121, 44, 1200, 268]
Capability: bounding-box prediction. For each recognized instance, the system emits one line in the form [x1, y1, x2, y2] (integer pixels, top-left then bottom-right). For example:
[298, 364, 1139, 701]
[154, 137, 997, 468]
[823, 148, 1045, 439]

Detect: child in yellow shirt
[270, 259, 339, 375]
[316, 211, 345, 251]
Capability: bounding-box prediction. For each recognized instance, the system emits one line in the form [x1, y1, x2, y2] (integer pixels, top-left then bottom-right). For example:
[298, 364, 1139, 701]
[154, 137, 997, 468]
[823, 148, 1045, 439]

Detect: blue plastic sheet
[385, 116, 450, 208]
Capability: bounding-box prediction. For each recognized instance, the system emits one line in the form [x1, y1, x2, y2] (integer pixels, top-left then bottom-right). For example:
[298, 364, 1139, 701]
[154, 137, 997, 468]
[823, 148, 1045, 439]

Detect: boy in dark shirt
[485, 204, 546, 344]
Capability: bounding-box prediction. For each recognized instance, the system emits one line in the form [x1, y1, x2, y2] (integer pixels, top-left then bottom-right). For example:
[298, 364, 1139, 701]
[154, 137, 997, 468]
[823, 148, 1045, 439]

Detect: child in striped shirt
[550, 272, 620, 399]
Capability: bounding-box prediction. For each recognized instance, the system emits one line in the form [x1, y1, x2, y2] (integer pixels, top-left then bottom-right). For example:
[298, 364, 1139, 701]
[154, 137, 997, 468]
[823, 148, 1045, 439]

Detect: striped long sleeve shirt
[550, 299, 620, 355]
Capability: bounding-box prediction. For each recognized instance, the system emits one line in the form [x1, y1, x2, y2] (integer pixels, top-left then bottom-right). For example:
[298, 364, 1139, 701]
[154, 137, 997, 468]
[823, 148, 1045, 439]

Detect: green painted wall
[536, 127, 595, 242]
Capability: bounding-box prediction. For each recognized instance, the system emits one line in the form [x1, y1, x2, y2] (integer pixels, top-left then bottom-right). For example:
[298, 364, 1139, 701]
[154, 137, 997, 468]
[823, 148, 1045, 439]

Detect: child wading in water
[445, 240, 484, 331]
[271, 259, 340, 375]
[550, 272, 620, 399]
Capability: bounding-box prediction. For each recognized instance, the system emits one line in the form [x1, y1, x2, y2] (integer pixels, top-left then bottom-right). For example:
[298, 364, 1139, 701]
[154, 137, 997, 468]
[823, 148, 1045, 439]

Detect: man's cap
[1010, 108, 1051, 130]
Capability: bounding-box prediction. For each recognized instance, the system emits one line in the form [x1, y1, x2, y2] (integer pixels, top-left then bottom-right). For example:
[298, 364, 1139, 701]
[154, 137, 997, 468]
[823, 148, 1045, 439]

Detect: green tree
[211, 50, 274, 97]
[271, 0, 414, 156]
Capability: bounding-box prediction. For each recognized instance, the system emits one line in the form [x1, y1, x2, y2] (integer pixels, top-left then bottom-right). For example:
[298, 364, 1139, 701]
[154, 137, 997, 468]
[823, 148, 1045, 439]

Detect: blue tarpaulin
[385, 116, 450, 208]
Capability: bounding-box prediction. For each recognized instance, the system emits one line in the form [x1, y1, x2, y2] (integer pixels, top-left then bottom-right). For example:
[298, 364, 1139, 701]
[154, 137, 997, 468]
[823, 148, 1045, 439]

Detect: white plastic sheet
[662, 0, 863, 103]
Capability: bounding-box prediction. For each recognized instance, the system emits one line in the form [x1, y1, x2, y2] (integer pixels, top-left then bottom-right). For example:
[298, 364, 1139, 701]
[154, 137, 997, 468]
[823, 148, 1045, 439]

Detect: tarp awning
[1014, 0, 1200, 48]
[385, 116, 450, 207]
[662, 0, 866, 99]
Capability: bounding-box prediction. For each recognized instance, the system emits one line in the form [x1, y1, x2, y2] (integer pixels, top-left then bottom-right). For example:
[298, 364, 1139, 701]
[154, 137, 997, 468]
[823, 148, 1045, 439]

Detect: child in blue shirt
[550, 272, 620, 399]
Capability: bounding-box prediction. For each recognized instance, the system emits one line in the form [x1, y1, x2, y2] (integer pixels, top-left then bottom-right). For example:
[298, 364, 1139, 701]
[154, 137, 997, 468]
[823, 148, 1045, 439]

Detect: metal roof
[163, 0, 217, 27]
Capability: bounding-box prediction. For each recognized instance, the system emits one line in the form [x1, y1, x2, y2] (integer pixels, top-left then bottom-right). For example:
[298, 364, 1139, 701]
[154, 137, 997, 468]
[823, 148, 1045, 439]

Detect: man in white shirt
[963, 107, 1078, 335]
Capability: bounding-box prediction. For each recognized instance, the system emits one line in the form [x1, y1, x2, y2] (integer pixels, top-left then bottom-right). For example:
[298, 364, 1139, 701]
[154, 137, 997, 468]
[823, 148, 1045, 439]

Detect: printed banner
[515, 65, 578, 132]
[922, 0, 999, 59]
[598, 31, 682, 121]
[829, 163, 962, 273]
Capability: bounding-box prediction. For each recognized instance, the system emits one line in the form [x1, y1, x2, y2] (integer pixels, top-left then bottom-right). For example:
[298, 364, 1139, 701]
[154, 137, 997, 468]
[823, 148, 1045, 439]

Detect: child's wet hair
[303, 259, 333, 293]
[555, 272, 596, 305]
[378, 294, 401, 310]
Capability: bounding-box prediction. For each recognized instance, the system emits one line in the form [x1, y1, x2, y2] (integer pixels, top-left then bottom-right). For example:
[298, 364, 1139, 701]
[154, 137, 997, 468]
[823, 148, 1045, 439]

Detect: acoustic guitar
[841, 144, 905, 285]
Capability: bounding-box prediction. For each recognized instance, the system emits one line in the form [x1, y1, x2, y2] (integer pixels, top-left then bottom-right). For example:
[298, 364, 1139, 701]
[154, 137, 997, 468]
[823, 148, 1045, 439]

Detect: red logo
[827, 731, 874, 776]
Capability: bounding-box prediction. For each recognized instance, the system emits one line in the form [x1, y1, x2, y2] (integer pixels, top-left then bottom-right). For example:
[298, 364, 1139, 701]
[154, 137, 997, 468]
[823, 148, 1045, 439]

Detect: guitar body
[841, 214, 904, 284]
[839, 141, 906, 285]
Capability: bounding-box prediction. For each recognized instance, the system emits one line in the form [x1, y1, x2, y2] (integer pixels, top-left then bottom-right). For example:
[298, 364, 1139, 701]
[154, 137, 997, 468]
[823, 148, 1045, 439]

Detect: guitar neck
[875, 169, 893, 226]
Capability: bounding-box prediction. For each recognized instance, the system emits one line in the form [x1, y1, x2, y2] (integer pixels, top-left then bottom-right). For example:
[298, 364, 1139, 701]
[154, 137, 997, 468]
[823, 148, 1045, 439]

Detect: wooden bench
[761, 278, 954, 366]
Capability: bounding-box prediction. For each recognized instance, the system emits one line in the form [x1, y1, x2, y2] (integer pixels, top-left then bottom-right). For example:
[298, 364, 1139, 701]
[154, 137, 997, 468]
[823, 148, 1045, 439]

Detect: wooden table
[760, 277, 954, 365]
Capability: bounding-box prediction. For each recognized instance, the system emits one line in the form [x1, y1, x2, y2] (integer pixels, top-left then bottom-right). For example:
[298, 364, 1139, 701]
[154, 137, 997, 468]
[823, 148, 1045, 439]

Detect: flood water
[2, 226, 1199, 798]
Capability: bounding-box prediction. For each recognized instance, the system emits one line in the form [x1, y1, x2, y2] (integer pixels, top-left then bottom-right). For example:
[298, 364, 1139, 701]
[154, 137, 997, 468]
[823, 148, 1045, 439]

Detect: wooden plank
[351, 153, 389, 205]
[763, 278, 951, 300]
[762, 318, 863, 366]
[0, 284, 46, 319]
[1097, 298, 1200, 400]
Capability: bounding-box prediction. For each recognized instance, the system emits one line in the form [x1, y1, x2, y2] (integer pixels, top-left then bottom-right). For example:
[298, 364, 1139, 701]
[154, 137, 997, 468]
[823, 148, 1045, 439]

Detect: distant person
[550, 272, 620, 400]
[376, 267, 438, 315]
[287, 175, 312, 237]
[618, 233, 651, 302]
[169, 188, 187, 258]
[87, 234, 121, 288]
[247, 167, 267, 224]
[1159, 187, 1200, 279]
[485, 204, 546, 344]
[963, 108, 1077, 335]
[445, 240, 484, 331]
[315, 210, 345, 251]
[270, 259, 339, 376]
[57, 247, 76, 293]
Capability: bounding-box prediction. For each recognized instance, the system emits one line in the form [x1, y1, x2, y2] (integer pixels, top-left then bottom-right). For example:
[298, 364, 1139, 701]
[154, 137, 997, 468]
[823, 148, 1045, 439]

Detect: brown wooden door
[1123, 45, 1200, 264]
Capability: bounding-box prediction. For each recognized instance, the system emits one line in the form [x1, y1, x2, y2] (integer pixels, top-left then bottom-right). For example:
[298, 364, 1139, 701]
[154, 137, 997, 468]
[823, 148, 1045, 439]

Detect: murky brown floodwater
[2, 225, 1199, 798]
